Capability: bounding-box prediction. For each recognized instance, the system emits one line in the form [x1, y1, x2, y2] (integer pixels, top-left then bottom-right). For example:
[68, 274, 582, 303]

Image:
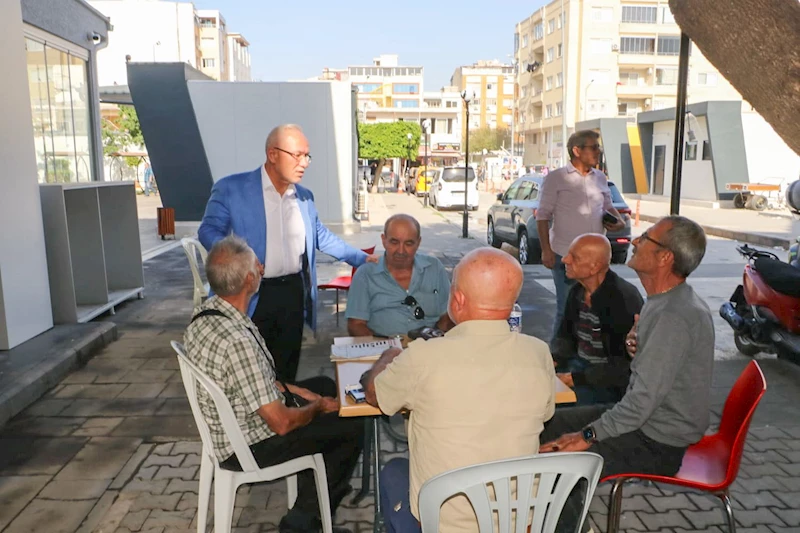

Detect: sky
[191, 0, 547, 89]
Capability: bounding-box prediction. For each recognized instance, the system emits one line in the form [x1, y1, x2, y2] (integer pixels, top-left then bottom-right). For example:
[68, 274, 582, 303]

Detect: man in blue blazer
[199, 124, 377, 382]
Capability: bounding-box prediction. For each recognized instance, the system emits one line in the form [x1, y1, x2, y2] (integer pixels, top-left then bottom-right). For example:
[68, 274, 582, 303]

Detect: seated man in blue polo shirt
[346, 214, 453, 337]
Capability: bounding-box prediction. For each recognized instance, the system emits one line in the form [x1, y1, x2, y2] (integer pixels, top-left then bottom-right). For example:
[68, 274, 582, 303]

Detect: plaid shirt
[184, 296, 282, 462]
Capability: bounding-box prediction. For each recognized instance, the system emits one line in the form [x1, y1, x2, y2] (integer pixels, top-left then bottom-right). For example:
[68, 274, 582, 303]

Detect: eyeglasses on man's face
[638, 231, 668, 250]
[274, 147, 312, 163]
[402, 295, 425, 320]
[581, 143, 601, 151]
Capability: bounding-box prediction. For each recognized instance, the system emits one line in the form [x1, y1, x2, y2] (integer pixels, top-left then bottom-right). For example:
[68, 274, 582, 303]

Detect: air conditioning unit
[611, 44, 619, 51]
[645, 98, 652, 107]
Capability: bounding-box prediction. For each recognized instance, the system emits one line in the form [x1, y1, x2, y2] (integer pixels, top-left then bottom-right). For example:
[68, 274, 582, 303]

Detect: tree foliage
[467, 126, 512, 155]
[358, 121, 422, 160]
[101, 105, 144, 167]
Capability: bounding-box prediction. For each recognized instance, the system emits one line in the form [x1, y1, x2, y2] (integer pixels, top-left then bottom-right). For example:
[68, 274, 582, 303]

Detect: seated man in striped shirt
[551, 233, 643, 405]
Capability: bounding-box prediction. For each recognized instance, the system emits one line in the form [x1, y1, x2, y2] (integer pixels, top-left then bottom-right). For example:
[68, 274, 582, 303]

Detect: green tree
[358, 121, 421, 191]
[467, 126, 511, 157]
[101, 105, 144, 168]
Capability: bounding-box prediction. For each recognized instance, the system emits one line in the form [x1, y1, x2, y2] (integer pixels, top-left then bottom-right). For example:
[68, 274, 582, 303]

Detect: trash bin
[157, 207, 175, 240]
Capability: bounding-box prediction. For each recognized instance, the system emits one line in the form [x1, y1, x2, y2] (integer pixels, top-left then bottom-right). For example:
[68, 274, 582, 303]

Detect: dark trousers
[380, 458, 422, 533]
[253, 273, 305, 382]
[562, 357, 623, 406]
[220, 377, 364, 529]
[541, 405, 687, 533]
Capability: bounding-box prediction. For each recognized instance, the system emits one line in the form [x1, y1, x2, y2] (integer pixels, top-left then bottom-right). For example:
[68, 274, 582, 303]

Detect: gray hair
[205, 235, 258, 296]
[660, 215, 706, 278]
[567, 130, 600, 161]
[383, 214, 421, 240]
[265, 124, 304, 152]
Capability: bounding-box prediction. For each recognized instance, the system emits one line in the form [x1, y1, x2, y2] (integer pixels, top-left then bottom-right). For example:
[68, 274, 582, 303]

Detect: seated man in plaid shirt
[184, 235, 362, 533]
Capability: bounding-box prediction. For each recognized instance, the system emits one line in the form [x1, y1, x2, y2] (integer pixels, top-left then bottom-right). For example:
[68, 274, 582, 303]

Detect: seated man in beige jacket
[361, 247, 556, 533]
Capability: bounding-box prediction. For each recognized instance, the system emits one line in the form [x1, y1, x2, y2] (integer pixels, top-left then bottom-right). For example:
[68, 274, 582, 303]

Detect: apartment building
[513, 0, 741, 169]
[197, 10, 227, 80]
[227, 33, 252, 81]
[450, 60, 515, 137]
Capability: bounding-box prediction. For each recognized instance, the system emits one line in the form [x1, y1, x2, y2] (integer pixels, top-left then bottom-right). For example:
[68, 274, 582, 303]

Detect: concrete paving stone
[139, 359, 172, 371]
[637, 509, 693, 530]
[97, 398, 168, 417]
[72, 416, 125, 437]
[749, 427, 791, 439]
[18, 398, 74, 417]
[780, 426, 800, 438]
[39, 478, 111, 500]
[730, 527, 774, 533]
[748, 439, 792, 452]
[164, 479, 199, 495]
[732, 477, 792, 493]
[681, 509, 728, 529]
[157, 398, 193, 416]
[646, 493, 698, 512]
[774, 492, 800, 508]
[609, 511, 647, 531]
[741, 462, 792, 478]
[0, 475, 52, 531]
[120, 508, 151, 531]
[3, 498, 96, 533]
[137, 465, 159, 481]
[182, 453, 201, 467]
[616, 480, 665, 497]
[76, 490, 121, 533]
[672, 527, 725, 533]
[115, 528, 165, 533]
[141, 509, 195, 529]
[3, 415, 87, 436]
[122, 370, 177, 384]
[54, 383, 127, 399]
[616, 494, 656, 513]
[734, 508, 787, 528]
[154, 443, 175, 455]
[774, 476, 800, 491]
[112, 416, 198, 439]
[167, 372, 185, 382]
[748, 449, 792, 464]
[120, 479, 169, 495]
[170, 441, 200, 455]
[143, 454, 185, 468]
[56, 437, 143, 481]
[236, 507, 286, 527]
[732, 491, 787, 510]
[777, 450, 800, 463]
[175, 492, 198, 511]
[131, 492, 183, 512]
[119, 383, 169, 399]
[769, 527, 800, 533]
[158, 383, 187, 399]
[0, 437, 88, 475]
[153, 465, 198, 481]
[62, 370, 99, 384]
[771, 509, 800, 527]
[775, 462, 800, 477]
[58, 398, 112, 417]
[334, 505, 376, 524]
[94, 370, 135, 384]
[110, 443, 154, 490]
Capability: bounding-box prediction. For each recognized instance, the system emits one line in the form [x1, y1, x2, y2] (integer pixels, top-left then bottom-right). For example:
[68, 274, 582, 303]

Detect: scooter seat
[754, 257, 800, 298]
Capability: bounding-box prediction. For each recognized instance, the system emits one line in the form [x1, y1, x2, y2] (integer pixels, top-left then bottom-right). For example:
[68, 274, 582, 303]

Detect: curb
[638, 213, 791, 249]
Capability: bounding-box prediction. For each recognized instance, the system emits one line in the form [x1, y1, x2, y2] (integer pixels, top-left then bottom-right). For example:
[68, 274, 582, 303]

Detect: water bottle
[508, 303, 523, 332]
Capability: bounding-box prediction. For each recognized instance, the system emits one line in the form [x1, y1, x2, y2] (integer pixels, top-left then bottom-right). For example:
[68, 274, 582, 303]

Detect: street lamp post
[583, 79, 595, 121]
[406, 132, 413, 190]
[422, 119, 431, 207]
[461, 90, 474, 239]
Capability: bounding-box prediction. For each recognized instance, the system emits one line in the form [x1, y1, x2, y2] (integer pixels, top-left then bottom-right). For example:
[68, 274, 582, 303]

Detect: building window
[503, 98, 513, 107]
[544, 131, 549, 144]
[556, 72, 563, 87]
[25, 37, 93, 183]
[522, 34, 529, 48]
[545, 104, 552, 118]
[660, 6, 676, 24]
[533, 23, 544, 40]
[620, 36, 656, 54]
[199, 18, 215, 28]
[702, 141, 712, 160]
[621, 5, 657, 23]
[588, 99, 609, 115]
[355, 83, 382, 93]
[446, 100, 458, 108]
[557, 15, 562, 29]
[617, 101, 638, 116]
[556, 101, 563, 116]
[696, 72, 718, 86]
[393, 99, 419, 108]
[685, 142, 698, 160]
[521, 86, 528, 98]
[532, 133, 538, 144]
[557, 43, 563, 58]
[590, 38, 612, 54]
[547, 48, 555, 62]
[202, 58, 216, 68]
[619, 71, 640, 85]
[548, 18, 556, 33]
[546, 76, 553, 90]
[393, 83, 419, 94]
[656, 68, 678, 85]
[657, 36, 682, 55]
[591, 7, 614, 22]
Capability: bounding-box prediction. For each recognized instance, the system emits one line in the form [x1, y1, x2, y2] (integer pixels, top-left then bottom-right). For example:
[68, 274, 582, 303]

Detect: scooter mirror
[787, 179, 800, 214]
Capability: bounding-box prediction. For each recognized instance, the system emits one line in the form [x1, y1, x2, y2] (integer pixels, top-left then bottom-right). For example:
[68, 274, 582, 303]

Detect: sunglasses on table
[402, 295, 425, 320]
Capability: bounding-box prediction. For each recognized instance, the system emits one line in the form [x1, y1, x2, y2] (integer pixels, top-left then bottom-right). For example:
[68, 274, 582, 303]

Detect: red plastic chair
[318, 247, 375, 317]
[603, 360, 766, 533]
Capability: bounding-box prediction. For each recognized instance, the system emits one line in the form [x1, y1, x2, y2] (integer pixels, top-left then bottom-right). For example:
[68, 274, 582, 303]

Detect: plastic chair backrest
[181, 238, 209, 299]
[171, 341, 260, 472]
[716, 360, 767, 487]
[419, 452, 604, 533]
[351, 246, 376, 277]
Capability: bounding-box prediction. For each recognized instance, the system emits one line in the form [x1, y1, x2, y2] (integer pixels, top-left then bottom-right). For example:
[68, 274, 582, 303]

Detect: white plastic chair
[180, 238, 210, 307]
[419, 452, 604, 533]
[170, 341, 333, 533]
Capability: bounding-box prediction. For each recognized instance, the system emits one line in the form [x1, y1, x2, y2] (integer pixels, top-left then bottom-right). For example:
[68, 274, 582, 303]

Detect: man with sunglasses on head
[346, 214, 453, 338]
[199, 124, 379, 383]
[536, 130, 627, 348]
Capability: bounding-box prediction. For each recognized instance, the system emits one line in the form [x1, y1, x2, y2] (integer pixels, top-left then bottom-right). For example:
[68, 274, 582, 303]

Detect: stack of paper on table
[330, 336, 402, 361]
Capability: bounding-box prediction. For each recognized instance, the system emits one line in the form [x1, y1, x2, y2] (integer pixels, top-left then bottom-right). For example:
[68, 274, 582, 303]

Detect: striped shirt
[184, 296, 282, 462]
[576, 300, 605, 364]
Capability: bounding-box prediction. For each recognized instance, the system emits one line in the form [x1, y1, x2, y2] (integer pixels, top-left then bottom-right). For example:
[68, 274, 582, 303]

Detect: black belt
[261, 272, 303, 286]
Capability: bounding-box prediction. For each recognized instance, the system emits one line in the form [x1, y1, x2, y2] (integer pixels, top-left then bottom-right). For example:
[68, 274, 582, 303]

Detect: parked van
[430, 166, 479, 211]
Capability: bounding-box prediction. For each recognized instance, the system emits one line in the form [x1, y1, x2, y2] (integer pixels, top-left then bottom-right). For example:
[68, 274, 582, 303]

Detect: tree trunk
[370, 158, 385, 193]
[669, 0, 800, 155]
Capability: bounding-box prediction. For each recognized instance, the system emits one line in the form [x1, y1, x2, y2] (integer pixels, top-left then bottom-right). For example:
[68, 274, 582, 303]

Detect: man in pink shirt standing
[536, 130, 627, 345]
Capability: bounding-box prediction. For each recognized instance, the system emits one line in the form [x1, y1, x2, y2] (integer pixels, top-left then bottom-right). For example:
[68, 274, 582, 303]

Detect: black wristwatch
[581, 425, 597, 444]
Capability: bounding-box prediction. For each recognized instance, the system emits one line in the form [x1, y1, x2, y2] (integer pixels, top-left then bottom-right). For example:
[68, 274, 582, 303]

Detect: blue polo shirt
[345, 253, 451, 337]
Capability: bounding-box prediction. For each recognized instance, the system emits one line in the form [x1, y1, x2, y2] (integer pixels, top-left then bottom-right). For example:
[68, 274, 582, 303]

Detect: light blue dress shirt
[345, 253, 451, 336]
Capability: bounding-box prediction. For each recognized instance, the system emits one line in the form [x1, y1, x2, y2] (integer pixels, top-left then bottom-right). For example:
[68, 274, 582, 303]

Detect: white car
[429, 166, 480, 211]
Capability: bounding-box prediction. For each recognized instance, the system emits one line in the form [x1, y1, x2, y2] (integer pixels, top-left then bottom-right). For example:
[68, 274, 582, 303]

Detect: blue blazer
[198, 167, 367, 329]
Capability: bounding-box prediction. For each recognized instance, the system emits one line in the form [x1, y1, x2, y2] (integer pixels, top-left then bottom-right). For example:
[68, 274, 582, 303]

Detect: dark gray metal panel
[575, 118, 636, 193]
[21, 0, 109, 49]
[127, 63, 214, 221]
[638, 122, 655, 191]
[638, 101, 710, 125]
[706, 101, 749, 199]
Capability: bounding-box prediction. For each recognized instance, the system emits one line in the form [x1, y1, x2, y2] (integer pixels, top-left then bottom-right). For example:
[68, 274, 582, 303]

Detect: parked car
[413, 167, 440, 196]
[486, 174, 632, 265]
[429, 166, 479, 210]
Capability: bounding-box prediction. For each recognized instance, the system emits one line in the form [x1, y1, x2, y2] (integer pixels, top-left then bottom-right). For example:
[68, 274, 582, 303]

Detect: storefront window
[25, 37, 93, 183]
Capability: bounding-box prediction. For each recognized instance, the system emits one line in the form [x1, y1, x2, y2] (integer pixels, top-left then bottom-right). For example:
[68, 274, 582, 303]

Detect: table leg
[352, 418, 372, 505]
[372, 416, 383, 533]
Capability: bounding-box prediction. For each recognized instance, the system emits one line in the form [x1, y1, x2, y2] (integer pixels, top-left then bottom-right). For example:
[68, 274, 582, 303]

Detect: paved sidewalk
[1, 192, 799, 533]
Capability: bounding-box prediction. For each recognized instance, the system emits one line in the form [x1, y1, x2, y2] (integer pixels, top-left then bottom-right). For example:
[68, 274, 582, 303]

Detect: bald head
[265, 124, 304, 152]
[448, 248, 524, 324]
[562, 233, 611, 283]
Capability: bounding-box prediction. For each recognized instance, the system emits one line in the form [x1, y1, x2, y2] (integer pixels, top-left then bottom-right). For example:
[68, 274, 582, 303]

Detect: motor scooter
[719, 180, 800, 363]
